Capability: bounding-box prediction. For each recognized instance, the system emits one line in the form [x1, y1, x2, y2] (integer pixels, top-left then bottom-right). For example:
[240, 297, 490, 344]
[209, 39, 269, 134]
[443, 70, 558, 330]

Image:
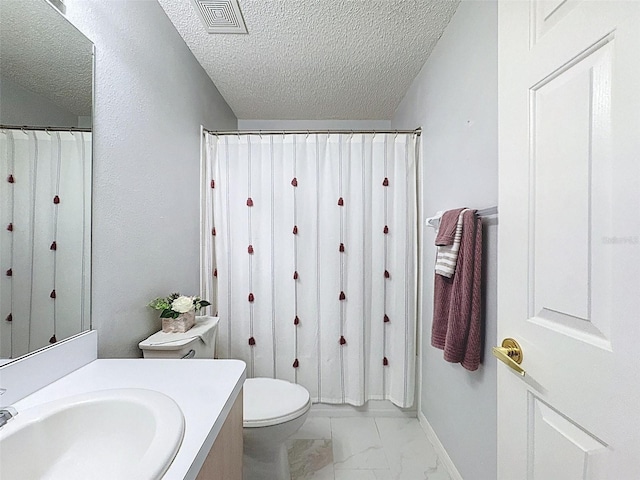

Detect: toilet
[139, 316, 311, 480]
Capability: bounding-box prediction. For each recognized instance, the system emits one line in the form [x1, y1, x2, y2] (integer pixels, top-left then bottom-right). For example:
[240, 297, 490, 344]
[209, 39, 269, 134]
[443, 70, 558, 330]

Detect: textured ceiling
[158, 0, 459, 120]
[0, 0, 93, 117]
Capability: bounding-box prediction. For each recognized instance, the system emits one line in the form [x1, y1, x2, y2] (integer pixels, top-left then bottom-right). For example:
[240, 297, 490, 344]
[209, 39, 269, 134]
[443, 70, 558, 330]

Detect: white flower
[172, 295, 194, 313]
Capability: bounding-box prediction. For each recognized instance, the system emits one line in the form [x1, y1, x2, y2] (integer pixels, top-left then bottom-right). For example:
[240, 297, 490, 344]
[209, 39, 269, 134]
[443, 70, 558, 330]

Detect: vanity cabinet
[196, 390, 243, 480]
[3, 351, 246, 480]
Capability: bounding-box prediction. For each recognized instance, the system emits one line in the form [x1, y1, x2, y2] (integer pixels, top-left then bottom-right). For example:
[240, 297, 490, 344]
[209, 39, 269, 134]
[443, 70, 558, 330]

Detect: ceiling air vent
[191, 0, 248, 34]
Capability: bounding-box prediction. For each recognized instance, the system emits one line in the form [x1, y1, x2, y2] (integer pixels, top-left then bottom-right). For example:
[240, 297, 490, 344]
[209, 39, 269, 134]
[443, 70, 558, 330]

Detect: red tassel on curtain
[293, 271, 298, 280]
[248, 336, 256, 346]
[7, 174, 15, 183]
[339, 243, 345, 252]
[248, 293, 255, 302]
[50, 290, 56, 299]
[383, 357, 389, 366]
[50, 241, 57, 251]
[293, 359, 299, 368]
[291, 178, 298, 187]
[294, 316, 300, 325]
[337, 197, 344, 206]
[5, 313, 12, 322]
[339, 336, 347, 345]
[384, 270, 390, 278]
[210, 180, 215, 189]
[382, 177, 389, 187]
[6, 223, 13, 232]
[49, 335, 57, 344]
[212, 228, 216, 236]
[339, 291, 346, 300]
[5, 268, 11, 277]
[383, 225, 389, 234]
[292, 225, 298, 235]
[384, 314, 390, 323]
[248, 245, 254, 254]
[246, 197, 254, 206]
[53, 195, 60, 204]
[213, 268, 217, 277]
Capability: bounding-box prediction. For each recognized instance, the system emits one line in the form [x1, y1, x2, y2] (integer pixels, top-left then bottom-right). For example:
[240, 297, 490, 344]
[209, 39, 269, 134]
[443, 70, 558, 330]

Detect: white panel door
[498, 2, 640, 479]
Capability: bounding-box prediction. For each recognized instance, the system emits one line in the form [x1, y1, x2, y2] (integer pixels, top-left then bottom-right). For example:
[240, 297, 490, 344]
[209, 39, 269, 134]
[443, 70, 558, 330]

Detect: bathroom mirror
[0, 0, 93, 364]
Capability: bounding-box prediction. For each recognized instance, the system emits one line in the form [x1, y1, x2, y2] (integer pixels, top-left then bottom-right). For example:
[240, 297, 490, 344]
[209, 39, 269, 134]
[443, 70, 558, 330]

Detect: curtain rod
[0, 125, 92, 133]
[204, 127, 422, 136]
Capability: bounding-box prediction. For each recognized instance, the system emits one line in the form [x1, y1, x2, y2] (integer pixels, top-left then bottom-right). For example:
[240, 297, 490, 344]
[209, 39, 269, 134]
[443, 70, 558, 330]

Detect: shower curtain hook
[21, 127, 28, 136]
[306, 130, 310, 138]
[45, 128, 51, 136]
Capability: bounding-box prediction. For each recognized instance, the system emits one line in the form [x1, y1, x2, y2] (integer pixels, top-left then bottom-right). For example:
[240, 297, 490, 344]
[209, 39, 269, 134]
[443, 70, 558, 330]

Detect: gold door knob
[492, 338, 525, 376]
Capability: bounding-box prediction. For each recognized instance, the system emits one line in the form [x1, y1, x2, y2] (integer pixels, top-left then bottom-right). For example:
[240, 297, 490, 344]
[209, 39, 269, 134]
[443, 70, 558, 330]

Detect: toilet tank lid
[138, 316, 219, 351]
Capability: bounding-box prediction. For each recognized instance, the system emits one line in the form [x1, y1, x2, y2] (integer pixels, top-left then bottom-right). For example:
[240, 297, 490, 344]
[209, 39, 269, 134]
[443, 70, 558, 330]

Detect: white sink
[0, 388, 185, 480]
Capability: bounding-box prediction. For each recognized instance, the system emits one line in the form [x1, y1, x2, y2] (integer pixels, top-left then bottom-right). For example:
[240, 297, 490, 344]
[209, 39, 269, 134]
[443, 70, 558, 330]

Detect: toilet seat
[243, 378, 311, 428]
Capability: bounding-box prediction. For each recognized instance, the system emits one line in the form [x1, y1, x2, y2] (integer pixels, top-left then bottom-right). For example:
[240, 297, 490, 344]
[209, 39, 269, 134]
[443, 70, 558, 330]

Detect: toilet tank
[139, 316, 219, 359]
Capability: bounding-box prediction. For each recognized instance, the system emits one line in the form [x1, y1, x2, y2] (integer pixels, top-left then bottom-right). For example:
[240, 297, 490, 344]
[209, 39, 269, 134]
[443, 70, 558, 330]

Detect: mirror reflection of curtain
[202, 133, 418, 408]
[0, 130, 91, 358]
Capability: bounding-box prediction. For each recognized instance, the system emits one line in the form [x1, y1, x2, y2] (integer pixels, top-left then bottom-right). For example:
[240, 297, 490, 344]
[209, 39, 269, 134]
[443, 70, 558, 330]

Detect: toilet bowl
[242, 377, 311, 480]
[139, 316, 311, 480]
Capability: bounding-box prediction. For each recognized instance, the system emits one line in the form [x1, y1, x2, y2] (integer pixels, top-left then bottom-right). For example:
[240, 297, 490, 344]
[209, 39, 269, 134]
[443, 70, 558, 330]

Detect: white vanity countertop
[11, 358, 246, 480]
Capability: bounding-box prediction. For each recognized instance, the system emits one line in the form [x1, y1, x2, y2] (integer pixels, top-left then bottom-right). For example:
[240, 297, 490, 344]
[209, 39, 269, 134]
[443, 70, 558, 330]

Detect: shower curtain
[202, 132, 417, 408]
[0, 129, 91, 359]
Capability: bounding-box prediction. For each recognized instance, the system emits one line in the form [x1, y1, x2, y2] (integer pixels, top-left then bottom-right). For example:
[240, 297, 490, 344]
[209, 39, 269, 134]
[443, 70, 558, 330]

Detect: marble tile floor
[287, 417, 452, 480]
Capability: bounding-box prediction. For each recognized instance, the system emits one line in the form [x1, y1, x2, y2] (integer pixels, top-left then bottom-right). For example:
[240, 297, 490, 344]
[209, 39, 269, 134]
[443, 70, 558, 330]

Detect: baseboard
[418, 411, 464, 480]
[310, 399, 416, 418]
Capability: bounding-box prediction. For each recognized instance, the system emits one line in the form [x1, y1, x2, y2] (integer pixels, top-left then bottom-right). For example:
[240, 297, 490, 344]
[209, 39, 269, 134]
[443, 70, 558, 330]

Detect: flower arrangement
[148, 293, 211, 319]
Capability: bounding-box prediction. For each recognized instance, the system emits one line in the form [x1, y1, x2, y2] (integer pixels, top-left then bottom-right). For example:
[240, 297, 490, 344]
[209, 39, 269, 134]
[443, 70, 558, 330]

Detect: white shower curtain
[0, 129, 91, 359]
[202, 132, 417, 408]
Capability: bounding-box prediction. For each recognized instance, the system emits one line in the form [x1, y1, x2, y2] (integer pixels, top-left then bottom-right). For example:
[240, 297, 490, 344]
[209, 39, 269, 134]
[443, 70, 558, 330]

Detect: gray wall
[238, 119, 392, 130]
[392, 1, 498, 479]
[0, 75, 79, 127]
[64, 0, 237, 358]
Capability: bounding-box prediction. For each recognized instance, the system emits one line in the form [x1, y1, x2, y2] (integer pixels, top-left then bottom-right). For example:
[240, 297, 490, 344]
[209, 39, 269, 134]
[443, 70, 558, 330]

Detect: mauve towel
[431, 209, 483, 371]
[435, 208, 466, 246]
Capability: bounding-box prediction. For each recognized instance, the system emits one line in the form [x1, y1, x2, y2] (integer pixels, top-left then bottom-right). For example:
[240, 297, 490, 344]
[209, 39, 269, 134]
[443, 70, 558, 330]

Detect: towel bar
[425, 206, 498, 228]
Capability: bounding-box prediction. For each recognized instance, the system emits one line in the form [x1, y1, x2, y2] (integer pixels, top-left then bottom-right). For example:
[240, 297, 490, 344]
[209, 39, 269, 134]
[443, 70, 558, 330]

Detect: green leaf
[160, 308, 175, 318]
[199, 301, 211, 307]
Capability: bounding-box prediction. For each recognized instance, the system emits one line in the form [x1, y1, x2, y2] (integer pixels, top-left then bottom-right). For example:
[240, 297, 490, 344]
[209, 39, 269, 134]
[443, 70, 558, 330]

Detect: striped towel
[435, 209, 469, 277]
